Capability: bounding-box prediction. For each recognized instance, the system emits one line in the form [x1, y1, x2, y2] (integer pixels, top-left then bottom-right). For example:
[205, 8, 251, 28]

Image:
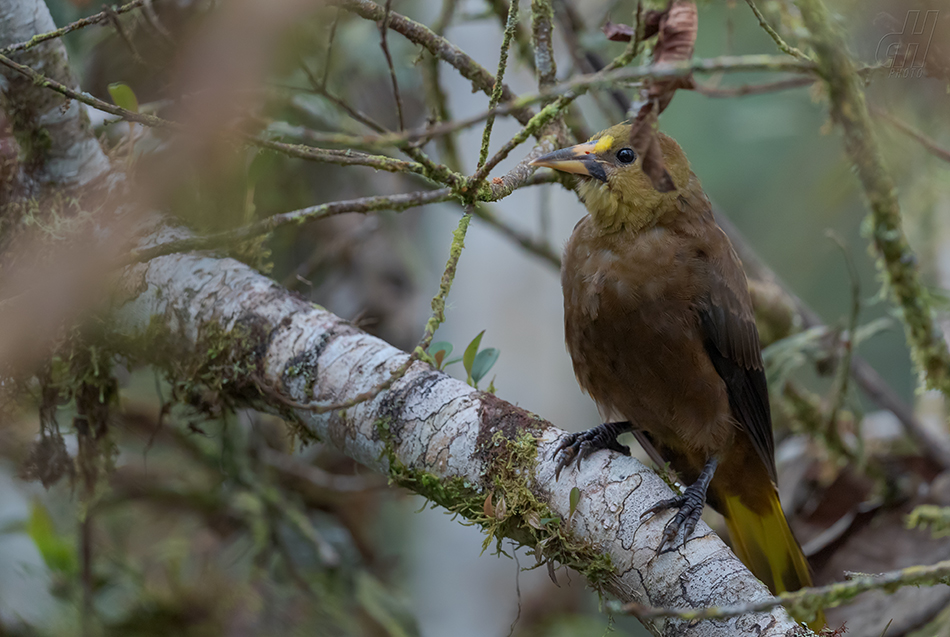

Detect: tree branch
[115, 229, 810, 637]
[0, 1, 111, 190]
[797, 0, 950, 399]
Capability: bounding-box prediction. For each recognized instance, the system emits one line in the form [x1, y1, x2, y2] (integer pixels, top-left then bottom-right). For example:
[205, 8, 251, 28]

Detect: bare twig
[320, 8, 341, 89]
[422, 0, 462, 171]
[104, 4, 146, 67]
[870, 105, 950, 164]
[694, 76, 814, 97]
[378, 0, 406, 130]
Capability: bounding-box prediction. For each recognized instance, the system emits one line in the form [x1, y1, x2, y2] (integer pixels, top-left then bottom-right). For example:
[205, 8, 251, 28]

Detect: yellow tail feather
[721, 492, 825, 631]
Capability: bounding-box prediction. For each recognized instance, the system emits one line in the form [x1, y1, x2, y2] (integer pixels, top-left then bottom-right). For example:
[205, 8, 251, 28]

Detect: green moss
[906, 505, 950, 538]
[376, 420, 616, 593]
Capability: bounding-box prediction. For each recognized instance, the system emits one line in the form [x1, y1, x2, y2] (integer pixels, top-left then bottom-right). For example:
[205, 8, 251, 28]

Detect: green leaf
[26, 500, 77, 575]
[463, 330, 485, 384]
[569, 487, 581, 517]
[470, 347, 499, 385]
[107, 82, 139, 113]
[429, 341, 453, 369]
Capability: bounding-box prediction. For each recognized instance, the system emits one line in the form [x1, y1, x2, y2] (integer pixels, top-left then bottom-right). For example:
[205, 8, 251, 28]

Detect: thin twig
[297, 205, 475, 414]
[694, 76, 814, 97]
[422, 0, 462, 171]
[870, 105, 950, 164]
[141, 0, 174, 44]
[479, 0, 522, 168]
[0, 50, 171, 127]
[825, 232, 863, 465]
[128, 189, 456, 264]
[378, 0, 406, 130]
[614, 557, 950, 621]
[104, 4, 146, 67]
[320, 8, 342, 89]
[743, 0, 811, 61]
[0, 0, 146, 54]
[249, 137, 430, 176]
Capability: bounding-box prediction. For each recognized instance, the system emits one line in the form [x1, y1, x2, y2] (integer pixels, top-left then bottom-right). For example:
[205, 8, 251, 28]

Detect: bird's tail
[720, 490, 825, 630]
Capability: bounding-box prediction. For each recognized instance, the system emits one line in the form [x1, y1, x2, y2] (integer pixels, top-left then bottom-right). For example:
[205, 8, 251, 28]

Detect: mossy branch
[478, 0, 521, 169]
[0, 0, 146, 54]
[743, 0, 811, 61]
[796, 0, 950, 397]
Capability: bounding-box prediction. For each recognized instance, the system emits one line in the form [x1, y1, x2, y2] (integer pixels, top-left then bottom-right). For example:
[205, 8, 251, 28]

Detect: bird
[530, 123, 821, 623]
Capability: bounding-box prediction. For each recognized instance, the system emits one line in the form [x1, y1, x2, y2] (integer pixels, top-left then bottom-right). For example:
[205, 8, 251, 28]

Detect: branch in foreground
[114, 229, 810, 637]
[615, 557, 950, 622]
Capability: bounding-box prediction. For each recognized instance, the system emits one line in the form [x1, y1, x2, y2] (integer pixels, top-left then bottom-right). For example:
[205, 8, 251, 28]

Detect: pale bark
[0, 0, 812, 635]
[115, 225, 809, 637]
[0, 0, 110, 191]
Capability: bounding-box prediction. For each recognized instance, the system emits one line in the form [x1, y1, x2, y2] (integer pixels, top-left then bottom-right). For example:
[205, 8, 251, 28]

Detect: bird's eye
[616, 148, 636, 164]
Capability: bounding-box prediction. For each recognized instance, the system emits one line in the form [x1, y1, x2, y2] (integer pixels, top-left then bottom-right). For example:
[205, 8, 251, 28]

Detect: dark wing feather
[697, 239, 777, 483]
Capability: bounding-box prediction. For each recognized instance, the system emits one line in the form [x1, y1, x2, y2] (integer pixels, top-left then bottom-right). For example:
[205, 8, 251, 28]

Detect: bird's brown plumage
[533, 124, 821, 624]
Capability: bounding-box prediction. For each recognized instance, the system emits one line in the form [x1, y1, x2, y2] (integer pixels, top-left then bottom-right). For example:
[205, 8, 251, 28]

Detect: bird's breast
[561, 222, 733, 454]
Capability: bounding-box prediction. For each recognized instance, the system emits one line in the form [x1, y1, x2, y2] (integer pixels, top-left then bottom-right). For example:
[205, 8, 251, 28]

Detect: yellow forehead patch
[593, 135, 615, 154]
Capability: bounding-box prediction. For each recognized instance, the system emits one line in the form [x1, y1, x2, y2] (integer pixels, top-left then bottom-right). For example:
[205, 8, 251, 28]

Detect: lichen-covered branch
[115, 229, 809, 637]
[796, 0, 950, 398]
[531, 0, 558, 91]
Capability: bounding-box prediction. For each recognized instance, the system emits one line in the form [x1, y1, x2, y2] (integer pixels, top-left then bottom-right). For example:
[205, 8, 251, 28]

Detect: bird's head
[530, 123, 692, 233]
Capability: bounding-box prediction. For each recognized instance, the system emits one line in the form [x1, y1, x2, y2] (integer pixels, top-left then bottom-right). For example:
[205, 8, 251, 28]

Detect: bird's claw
[641, 486, 707, 553]
[552, 422, 631, 481]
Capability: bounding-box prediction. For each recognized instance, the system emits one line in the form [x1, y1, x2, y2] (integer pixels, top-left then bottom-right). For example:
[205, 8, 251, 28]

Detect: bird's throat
[577, 178, 652, 235]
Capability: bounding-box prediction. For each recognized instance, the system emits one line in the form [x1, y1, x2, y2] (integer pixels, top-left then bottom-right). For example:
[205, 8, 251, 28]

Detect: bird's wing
[697, 233, 777, 483]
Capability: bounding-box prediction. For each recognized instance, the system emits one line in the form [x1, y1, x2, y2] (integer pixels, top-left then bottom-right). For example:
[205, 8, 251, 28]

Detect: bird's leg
[642, 457, 719, 552]
[553, 421, 633, 480]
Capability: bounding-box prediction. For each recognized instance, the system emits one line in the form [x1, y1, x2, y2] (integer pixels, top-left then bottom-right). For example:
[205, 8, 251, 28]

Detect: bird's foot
[641, 457, 719, 552]
[553, 421, 632, 480]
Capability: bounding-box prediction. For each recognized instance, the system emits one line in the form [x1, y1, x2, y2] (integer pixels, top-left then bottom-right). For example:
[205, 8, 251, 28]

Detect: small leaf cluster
[428, 330, 500, 390]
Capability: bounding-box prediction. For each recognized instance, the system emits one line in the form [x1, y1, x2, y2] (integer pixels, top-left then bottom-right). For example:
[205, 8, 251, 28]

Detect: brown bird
[531, 123, 819, 621]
